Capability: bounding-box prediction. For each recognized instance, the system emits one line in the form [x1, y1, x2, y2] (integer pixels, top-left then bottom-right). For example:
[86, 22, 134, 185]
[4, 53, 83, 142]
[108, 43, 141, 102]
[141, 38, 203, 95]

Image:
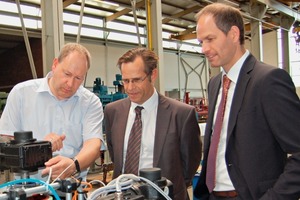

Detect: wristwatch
[72, 157, 81, 176]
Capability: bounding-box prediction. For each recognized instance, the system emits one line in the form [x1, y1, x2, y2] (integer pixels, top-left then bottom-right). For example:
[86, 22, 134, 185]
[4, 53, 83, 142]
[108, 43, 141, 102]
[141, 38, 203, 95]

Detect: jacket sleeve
[260, 68, 300, 199]
[180, 106, 203, 186]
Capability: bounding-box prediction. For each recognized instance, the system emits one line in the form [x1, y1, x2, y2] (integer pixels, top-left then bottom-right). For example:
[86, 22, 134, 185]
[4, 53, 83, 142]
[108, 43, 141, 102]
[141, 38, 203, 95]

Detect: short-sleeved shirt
[0, 72, 104, 180]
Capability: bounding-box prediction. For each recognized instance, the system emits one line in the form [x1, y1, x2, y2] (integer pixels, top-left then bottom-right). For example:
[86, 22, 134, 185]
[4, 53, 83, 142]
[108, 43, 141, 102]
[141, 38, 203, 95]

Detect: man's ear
[151, 68, 158, 83]
[52, 58, 59, 71]
[230, 26, 240, 43]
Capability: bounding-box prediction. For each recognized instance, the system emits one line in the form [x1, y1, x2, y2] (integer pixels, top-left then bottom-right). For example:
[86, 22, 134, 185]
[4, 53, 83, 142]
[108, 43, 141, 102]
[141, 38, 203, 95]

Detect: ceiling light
[90, 0, 119, 7]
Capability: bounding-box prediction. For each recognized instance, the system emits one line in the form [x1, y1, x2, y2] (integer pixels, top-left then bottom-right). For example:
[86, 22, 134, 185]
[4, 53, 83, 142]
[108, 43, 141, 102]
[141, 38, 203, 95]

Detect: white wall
[66, 39, 209, 100]
[85, 45, 129, 90]
[263, 31, 278, 67]
[67, 30, 300, 101]
[244, 30, 279, 67]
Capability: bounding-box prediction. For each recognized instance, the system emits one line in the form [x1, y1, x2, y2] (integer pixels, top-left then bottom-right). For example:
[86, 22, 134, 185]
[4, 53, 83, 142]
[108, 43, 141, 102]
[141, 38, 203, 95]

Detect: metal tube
[131, 0, 142, 46]
[146, 0, 153, 50]
[0, 182, 61, 200]
[15, 0, 37, 79]
[76, 0, 86, 43]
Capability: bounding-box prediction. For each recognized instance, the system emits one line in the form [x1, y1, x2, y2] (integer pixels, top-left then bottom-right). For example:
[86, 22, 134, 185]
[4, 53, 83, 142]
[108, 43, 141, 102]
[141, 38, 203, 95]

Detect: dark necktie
[124, 106, 144, 175]
[206, 75, 231, 193]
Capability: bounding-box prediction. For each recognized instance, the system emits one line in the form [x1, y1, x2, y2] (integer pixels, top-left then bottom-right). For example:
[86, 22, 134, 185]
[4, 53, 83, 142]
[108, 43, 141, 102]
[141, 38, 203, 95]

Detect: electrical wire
[0, 178, 61, 200]
[87, 174, 172, 200]
[86, 179, 133, 200]
[88, 180, 106, 188]
[115, 174, 172, 200]
[46, 167, 53, 185]
[0, 171, 171, 199]
[115, 174, 140, 192]
[72, 180, 92, 200]
[51, 158, 76, 184]
[139, 177, 172, 200]
[87, 185, 133, 200]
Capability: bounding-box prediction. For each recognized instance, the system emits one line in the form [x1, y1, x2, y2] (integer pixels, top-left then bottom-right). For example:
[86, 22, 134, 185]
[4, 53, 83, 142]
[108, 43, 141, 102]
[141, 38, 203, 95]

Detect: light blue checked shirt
[0, 72, 104, 180]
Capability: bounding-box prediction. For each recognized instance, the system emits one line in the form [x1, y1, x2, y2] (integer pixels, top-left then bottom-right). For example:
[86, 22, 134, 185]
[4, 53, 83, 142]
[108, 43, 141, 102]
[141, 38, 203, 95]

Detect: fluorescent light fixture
[89, 0, 119, 7]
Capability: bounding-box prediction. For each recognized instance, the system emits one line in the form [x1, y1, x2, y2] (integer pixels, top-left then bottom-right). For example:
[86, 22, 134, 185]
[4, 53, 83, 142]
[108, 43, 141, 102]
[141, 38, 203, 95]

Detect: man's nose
[66, 77, 74, 87]
[201, 43, 209, 54]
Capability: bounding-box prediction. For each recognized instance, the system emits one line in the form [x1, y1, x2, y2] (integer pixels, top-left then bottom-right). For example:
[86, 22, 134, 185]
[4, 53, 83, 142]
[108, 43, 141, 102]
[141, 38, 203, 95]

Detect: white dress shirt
[213, 50, 250, 191]
[0, 72, 104, 180]
[123, 89, 158, 174]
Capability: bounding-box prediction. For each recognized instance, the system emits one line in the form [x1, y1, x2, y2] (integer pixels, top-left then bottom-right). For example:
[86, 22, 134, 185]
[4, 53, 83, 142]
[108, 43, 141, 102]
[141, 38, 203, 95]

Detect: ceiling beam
[106, 0, 145, 22]
[277, 0, 300, 3]
[257, 0, 300, 21]
[170, 32, 196, 40]
[63, 0, 78, 8]
[162, 5, 201, 24]
[170, 27, 196, 40]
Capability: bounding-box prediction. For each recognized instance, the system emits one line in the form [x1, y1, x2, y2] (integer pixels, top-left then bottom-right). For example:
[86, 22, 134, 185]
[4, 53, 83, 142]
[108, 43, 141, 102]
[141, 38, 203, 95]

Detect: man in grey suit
[194, 3, 300, 200]
[104, 47, 202, 200]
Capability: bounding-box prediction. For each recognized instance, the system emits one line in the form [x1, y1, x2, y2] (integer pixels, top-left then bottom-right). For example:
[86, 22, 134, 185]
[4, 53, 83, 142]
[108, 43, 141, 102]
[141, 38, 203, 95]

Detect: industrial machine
[93, 74, 127, 108]
[90, 168, 173, 200]
[0, 169, 173, 200]
[0, 133, 173, 200]
[91, 74, 127, 174]
[0, 131, 52, 174]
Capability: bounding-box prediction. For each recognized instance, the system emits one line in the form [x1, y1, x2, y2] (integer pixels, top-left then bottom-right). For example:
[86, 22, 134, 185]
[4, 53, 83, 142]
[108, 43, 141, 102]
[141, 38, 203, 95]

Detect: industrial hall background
[0, 0, 300, 199]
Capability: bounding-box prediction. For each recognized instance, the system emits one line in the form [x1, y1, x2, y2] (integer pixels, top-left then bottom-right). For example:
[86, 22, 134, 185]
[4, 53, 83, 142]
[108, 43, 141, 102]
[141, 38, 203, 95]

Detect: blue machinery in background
[93, 74, 127, 108]
[91, 74, 127, 171]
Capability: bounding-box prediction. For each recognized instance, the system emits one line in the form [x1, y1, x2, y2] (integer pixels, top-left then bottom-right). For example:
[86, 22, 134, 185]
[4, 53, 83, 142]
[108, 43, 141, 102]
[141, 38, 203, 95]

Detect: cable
[51, 158, 75, 184]
[87, 174, 172, 200]
[44, 167, 53, 193]
[115, 174, 172, 200]
[72, 180, 92, 200]
[115, 174, 140, 192]
[88, 180, 106, 188]
[139, 177, 172, 200]
[86, 179, 133, 200]
[0, 178, 61, 200]
[46, 167, 52, 185]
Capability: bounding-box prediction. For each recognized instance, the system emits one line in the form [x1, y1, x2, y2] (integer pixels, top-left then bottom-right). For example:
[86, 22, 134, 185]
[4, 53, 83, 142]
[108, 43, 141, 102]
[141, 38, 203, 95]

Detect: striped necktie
[206, 75, 231, 193]
[124, 106, 144, 174]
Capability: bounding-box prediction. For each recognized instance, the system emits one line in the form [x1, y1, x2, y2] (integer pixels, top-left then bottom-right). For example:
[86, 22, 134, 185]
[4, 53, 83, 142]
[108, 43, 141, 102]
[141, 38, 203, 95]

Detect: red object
[185, 92, 190, 104]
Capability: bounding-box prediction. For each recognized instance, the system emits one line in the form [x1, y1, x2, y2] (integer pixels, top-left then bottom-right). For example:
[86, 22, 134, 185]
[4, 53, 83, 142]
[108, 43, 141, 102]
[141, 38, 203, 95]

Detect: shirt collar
[36, 72, 52, 93]
[131, 88, 158, 111]
[222, 50, 250, 84]
[36, 72, 80, 100]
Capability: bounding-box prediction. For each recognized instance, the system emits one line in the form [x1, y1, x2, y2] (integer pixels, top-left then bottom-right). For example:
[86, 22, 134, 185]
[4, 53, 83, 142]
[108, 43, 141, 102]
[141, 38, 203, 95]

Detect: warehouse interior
[0, 0, 300, 199]
[0, 0, 299, 95]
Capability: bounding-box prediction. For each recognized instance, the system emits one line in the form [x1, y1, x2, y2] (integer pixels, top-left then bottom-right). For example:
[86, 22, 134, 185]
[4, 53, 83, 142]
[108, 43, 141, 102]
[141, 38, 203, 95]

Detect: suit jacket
[194, 54, 300, 199]
[104, 93, 202, 200]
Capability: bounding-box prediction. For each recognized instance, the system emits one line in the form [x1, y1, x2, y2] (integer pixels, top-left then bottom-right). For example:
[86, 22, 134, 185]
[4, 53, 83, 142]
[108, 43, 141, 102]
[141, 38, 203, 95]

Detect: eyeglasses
[121, 74, 149, 85]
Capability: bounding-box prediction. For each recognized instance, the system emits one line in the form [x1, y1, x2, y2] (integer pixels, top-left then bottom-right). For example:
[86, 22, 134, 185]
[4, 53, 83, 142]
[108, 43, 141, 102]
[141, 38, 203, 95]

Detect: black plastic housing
[0, 131, 52, 172]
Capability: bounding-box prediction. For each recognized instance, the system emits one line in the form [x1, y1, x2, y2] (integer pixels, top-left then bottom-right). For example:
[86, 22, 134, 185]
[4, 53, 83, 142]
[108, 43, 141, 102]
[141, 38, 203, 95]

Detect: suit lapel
[204, 74, 222, 148]
[114, 99, 131, 165]
[153, 94, 171, 166]
[226, 54, 255, 142]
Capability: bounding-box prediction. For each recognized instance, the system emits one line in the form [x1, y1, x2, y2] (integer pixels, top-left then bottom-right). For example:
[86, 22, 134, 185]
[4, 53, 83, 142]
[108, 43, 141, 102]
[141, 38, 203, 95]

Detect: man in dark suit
[193, 3, 300, 200]
[104, 47, 202, 200]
